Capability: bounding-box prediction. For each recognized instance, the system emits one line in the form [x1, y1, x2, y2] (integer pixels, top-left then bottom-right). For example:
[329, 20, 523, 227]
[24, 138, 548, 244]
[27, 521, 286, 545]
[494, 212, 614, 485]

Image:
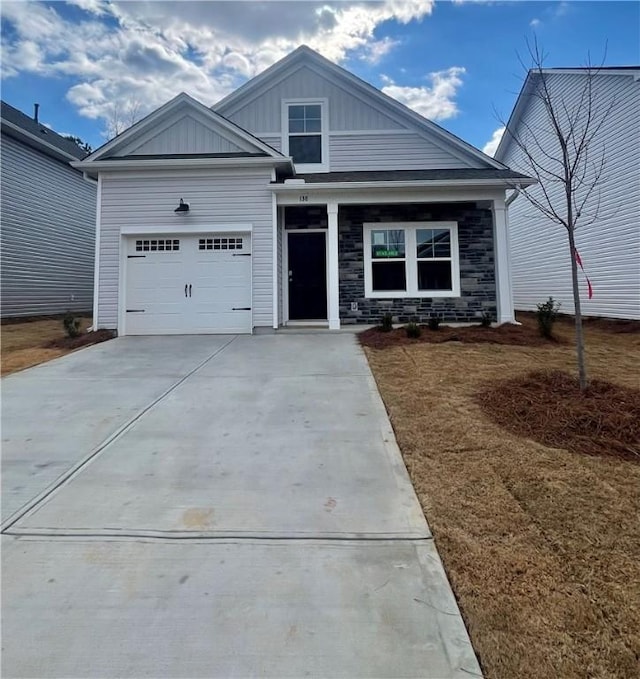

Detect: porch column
[492, 199, 515, 324]
[327, 202, 340, 330]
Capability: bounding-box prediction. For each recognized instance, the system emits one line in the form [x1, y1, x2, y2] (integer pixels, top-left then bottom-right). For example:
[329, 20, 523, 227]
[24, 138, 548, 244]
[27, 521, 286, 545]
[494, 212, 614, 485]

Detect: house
[495, 67, 640, 320]
[1, 101, 97, 318]
[74, 46, 533, 335]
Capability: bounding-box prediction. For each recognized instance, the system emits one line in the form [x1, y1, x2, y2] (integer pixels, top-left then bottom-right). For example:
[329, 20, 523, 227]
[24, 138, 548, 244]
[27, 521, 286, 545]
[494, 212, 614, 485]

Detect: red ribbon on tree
[575, 249, 593, 300]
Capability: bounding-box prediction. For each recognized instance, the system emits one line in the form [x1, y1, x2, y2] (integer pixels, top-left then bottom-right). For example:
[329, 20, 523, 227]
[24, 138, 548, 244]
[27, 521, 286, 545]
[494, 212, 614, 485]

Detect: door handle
[189, 284, 192, 297]
[185, 284, 188, 298]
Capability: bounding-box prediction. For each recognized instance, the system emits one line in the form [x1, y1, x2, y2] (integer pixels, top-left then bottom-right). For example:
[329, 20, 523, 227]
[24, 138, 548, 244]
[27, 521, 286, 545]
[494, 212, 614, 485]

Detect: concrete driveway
[2, 334, 481, 678]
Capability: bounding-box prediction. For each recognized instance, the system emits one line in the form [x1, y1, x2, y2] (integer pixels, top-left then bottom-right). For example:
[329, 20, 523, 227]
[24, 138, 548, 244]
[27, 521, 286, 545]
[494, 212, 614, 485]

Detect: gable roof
[84, 92, 288, 163]
[1, 100, 88, 161]
[494, 66, 640, 161]
[215, 45, 507, 171]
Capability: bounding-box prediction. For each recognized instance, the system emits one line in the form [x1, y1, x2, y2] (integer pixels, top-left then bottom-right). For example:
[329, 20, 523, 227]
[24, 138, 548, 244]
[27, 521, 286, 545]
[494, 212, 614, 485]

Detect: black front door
[288, 232, 327, 320]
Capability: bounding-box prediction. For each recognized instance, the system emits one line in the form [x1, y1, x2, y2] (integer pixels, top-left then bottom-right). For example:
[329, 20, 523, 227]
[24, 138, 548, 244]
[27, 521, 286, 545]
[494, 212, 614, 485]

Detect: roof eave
[71, 154, 294, 179]
[271, 177, 537, 192]
[1, 119, 81, 163]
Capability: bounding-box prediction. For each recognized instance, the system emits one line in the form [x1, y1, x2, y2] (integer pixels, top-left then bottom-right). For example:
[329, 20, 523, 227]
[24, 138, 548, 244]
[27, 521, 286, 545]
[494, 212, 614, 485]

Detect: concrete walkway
[2, 334, 481, 678]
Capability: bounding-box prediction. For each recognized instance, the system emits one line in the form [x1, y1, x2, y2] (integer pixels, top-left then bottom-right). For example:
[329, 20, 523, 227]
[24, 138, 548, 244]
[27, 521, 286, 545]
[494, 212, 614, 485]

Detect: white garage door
[124, 234, 252, 335]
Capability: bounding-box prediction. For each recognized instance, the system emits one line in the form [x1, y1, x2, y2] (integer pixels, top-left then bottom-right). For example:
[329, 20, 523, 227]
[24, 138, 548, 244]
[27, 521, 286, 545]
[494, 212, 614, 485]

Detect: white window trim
[281, 98, 329, 173]
[363, 222, 461, 298]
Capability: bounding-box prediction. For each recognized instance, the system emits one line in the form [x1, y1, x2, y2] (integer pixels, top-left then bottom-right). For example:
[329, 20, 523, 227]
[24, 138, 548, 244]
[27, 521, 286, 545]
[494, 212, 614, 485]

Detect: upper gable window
[283, 99, 328, 172]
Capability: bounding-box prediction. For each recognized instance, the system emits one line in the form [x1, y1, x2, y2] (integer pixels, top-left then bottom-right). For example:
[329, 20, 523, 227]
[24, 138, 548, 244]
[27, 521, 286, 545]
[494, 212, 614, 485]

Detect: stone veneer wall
[338, 203, 497, 324]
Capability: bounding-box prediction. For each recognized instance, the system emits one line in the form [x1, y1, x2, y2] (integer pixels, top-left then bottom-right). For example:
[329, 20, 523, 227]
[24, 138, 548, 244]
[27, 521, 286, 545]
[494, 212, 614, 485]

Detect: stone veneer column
[327, 202, 340, 330]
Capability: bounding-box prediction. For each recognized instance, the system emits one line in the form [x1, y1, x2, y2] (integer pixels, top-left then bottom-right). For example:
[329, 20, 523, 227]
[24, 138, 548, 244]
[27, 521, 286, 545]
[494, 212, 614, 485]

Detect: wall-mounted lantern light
[175, 198, 190, 213]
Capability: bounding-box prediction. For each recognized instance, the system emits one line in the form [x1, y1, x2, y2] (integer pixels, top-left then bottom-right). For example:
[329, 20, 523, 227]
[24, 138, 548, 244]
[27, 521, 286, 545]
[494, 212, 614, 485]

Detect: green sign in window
[376, 249, 400, 258]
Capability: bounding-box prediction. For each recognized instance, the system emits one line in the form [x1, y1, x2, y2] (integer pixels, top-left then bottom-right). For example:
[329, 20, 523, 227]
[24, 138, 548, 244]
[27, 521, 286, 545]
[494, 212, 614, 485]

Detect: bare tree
[105, 100, 142, 138]
[501, 40, 615, 391]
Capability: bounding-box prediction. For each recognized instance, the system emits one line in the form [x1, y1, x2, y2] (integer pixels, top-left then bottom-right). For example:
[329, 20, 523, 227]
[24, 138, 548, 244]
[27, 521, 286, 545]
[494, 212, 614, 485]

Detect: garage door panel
[124, 234, 252, 335]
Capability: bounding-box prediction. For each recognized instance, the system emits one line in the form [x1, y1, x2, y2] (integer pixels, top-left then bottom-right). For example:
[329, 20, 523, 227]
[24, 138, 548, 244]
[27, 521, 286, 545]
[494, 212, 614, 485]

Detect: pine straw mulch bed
[477, 370, 640, 462]
[359, 321, 565, 349]
[46, 328, 115, 350]
[362, 318, 640, 679]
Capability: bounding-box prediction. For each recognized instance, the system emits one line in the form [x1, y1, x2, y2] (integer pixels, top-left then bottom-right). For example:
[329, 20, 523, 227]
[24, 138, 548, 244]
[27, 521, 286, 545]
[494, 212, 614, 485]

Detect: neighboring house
[495, 67, 640, 320]
[1, 101, 97, 318]
[74, 46, 533, 336]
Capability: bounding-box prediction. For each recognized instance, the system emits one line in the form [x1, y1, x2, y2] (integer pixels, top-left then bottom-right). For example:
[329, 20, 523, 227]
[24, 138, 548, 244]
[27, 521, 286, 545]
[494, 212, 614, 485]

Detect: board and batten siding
[218, 65, 483, 171]
[217, 65, 405, 133]
[117, 115, 247, 156]
[97, 167, 274, 329]
[500, 72, 640, 320]
[0, 134, 96, 317]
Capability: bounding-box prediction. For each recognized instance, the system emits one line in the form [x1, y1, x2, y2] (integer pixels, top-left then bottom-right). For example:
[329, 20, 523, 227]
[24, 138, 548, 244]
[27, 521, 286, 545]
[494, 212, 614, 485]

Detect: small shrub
[536, 297, 561, 339]
[63, 312, 81, 338]
[405, 322, 421, 339]
[379, 313, 393, 332]
[427, 316, 440, 331]
[480, 312, 493, 328]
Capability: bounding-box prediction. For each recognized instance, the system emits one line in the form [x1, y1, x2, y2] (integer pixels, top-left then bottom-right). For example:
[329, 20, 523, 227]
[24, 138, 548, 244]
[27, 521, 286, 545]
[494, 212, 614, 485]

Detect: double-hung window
[283, 100, 328, 172]
[364, 222, 460, 298]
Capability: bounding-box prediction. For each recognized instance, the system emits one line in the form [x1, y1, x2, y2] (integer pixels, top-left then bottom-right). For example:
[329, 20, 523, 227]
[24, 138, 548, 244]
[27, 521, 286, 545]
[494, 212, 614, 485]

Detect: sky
[1, 1, 639, 155]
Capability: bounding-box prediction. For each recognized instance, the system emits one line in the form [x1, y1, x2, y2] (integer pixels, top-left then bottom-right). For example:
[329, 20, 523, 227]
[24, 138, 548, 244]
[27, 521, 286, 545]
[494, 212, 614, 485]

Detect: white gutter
[72, 155, 294, 176]
[271, 177, 537, 192]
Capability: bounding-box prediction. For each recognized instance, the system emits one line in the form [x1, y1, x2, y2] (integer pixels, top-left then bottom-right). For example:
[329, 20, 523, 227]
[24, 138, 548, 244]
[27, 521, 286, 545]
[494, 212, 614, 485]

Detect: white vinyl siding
[500, 72, 640, 320]
[97, 167, 274, 329]
[329, 133, 473, 171]
[0, 134, 96, 317]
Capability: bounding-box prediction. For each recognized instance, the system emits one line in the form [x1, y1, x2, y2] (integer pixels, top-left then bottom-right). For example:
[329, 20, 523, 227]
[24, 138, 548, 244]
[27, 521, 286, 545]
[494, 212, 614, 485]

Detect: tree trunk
[567, 228, 588, 390]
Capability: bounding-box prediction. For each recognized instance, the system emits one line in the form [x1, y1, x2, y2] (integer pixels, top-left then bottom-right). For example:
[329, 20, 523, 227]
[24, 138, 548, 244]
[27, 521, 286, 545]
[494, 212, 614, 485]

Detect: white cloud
[360, 37, 399, 65]
[530, 18, 542, 28]
[1, 0, 436, 136]
[381, 67, 466, 120]
[482, 126, 505, 157]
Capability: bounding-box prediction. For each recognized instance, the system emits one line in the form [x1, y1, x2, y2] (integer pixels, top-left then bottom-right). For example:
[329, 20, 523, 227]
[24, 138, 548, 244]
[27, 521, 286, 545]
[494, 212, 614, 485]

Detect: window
[370, 229, 406, 292]
[136, 239, 179, 252]
[283, 100, 328, 171]
[363, 222, 460, 298]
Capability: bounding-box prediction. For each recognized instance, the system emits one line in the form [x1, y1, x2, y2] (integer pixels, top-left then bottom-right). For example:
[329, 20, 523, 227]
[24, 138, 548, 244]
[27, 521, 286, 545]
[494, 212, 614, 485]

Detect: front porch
[272, 180, 515, 330]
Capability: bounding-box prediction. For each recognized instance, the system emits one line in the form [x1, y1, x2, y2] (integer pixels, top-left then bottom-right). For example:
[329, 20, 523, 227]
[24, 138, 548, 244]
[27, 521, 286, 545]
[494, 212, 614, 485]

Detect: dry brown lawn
[1, 316, 96, 376]
[363, 315, 640, 679]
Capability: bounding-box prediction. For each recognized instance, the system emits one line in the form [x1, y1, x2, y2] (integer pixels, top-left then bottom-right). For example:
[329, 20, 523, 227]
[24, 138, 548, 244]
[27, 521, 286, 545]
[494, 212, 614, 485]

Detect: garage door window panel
[136, 239, 180, 252]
